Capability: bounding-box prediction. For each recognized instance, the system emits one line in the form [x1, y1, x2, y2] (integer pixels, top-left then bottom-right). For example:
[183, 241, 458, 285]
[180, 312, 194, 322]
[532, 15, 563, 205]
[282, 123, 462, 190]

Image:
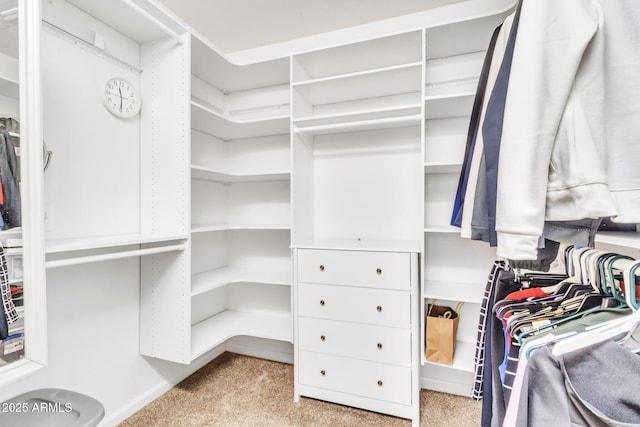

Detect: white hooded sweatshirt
[496, 0, 640, 260]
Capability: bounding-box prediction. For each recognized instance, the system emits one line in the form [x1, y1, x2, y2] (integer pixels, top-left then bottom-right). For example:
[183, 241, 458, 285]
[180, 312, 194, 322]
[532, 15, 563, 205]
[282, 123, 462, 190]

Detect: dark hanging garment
[0, 127, 21, 229]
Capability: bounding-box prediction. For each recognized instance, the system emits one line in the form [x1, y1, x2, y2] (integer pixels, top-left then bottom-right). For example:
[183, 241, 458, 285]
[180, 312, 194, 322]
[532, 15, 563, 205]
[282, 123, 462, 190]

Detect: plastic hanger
[623, 260, 640, 311]
[589, 251, 616, 296]
[550, 262, 640, 356]
[551, 309, 640, 356]
[602, 254, 633, 304]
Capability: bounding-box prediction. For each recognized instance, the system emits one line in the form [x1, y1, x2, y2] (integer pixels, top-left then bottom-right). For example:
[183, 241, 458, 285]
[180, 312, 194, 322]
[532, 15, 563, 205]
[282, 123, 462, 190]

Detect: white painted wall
[0, 259, 225, 426]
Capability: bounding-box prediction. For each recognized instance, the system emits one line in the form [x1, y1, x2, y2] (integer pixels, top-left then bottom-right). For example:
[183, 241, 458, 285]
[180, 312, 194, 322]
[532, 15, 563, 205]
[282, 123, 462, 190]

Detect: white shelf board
[595, 231, 640, 249]
[191, 224, 291, 233]
[423, 340, 475, 372]
[191, 99, 290, 140]
[425, 93, 475, 120]
[0, 76, 18, 100]
[423, 280, 484, 304]
[293, 62, 422, 106]
[293, 104, 421, 128]
[292, 238, 421, 253]
[45, 233, 188, 254]
[0, 228, 22, 248]
[293, 114, 421, 136]
[45, 243, 185, 269]
[425, 78, 478, 100]
[192, 34, 290, 94]
[65, 0, 186, 43]
[191, 310, 292, 360]
[191, 165, 290, 183]
[424, 162, 462, 174]
[424, 225, 460, 234]
[191, 266, 290, 297]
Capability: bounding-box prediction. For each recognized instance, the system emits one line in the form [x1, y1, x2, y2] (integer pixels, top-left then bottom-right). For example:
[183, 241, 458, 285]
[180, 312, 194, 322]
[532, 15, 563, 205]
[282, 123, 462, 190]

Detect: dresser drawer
[298, 283, 410, 328]
[298, 317, 411, 366]
[298, 351, 412, 405]
[297, 249, 411, 290]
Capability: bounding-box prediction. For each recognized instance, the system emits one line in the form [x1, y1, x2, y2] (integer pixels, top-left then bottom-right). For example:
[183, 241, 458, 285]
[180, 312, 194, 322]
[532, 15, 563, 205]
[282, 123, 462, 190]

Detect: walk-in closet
[1, 0, 640, 426]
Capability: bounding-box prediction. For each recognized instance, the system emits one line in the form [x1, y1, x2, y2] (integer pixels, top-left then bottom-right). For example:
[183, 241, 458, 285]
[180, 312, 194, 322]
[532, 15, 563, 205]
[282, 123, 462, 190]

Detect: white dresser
[292, 240, 420, 425]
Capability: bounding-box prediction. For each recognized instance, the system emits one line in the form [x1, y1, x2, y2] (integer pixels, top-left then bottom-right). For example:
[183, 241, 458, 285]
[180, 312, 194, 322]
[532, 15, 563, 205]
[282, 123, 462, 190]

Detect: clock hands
[104, 79, 140, 117]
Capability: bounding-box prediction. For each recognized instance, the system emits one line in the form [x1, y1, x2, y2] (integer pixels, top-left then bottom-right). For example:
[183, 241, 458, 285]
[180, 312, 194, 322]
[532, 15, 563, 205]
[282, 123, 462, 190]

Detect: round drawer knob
[320, 300, 325, 306]
[377, 380, 383, 387]
[377, 343, 383, 350]
[376, 305, 382, 312]
[321, 370, 326, 376]
[376, 268, 382, 275]
[320, 335, 326, 342]
[319, 265, 325, 271]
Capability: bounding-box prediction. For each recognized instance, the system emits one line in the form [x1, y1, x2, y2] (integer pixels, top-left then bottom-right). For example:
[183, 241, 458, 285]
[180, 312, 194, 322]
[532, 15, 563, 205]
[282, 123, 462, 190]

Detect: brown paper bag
[425, 301, 464, 365]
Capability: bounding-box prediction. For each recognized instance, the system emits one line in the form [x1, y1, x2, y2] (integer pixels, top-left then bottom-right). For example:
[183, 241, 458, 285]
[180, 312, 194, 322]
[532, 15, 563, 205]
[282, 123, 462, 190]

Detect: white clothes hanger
[551, 309, 640, 356]
[551, 259, 640, 356]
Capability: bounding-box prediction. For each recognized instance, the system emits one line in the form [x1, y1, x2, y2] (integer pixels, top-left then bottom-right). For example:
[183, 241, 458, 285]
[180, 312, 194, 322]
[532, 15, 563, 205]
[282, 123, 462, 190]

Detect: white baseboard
[99, 338, 475, 427]
[420, 377, 473, 397]
[225, 336, 293, 364]
[99, 345, 226, 427]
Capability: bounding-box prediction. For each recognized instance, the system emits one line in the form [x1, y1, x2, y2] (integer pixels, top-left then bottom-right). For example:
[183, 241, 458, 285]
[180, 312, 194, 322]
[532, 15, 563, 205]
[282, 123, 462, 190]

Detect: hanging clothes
[453, 12, 516, 239]
[513, 341, 640, 427]
[0, 123, 20, 229]
[0, 244, 16, 340]
[478, 243, 640, 426]
[450, 23, 503, 228]
[495, 0, 640, 260]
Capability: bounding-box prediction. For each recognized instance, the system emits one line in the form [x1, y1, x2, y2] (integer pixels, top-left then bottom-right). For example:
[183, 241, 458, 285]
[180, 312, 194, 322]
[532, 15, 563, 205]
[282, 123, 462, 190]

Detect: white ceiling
[157, 0, 465, 54]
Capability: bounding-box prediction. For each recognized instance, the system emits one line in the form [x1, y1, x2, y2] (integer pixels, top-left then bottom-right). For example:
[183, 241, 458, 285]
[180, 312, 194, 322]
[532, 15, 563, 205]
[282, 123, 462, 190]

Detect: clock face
[102, 78, 141, 118]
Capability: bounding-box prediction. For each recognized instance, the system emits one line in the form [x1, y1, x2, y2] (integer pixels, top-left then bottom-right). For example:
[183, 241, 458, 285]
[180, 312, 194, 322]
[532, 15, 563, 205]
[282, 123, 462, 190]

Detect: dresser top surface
[291, 238, 420, 253]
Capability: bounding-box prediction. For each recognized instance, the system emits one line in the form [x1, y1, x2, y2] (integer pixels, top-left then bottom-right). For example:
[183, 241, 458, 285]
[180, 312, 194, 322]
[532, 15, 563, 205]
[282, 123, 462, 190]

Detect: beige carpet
[119, 352, 481, 426]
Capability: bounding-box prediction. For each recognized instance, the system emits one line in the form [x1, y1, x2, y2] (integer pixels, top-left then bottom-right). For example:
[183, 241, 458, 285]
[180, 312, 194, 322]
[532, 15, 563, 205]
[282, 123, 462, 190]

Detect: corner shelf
[191, 99, 289, 140]
[191, 266, 290, 297]
[191, 310, 291, 360]
[191, 165, 290, 183]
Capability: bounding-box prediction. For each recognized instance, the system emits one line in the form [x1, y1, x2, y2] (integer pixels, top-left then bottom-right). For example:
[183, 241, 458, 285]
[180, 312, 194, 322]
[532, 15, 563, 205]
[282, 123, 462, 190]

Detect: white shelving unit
[291, 31, 424, 424]
[191, 311, 291, 360]
[38, 0, 192, 366]
[42, 0, 190, 263]
[187, 34, 292, 363]
[421, 12, 510, 395]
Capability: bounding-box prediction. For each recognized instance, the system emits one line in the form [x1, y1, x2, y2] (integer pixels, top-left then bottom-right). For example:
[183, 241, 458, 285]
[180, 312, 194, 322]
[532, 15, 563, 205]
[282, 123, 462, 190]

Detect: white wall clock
[102, 77, 141, 118]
